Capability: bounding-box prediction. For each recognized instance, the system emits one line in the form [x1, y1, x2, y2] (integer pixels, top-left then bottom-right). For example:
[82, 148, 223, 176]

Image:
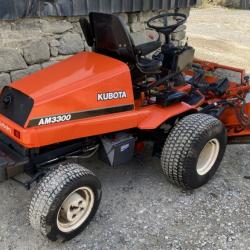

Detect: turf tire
[161, 113, 227, 189]
[28, 163, 102, 241]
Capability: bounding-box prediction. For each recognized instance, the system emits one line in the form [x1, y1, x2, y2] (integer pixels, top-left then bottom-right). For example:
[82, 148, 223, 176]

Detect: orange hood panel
[10, 52, 134, 126]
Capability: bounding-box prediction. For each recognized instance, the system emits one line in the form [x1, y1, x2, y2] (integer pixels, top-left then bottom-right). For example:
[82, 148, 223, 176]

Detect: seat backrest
[89, 12, 136, 63]
[79, 17, 94, 47]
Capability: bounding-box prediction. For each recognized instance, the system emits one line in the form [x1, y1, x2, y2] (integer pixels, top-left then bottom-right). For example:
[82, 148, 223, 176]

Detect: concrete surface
[0, 7, 250, 250]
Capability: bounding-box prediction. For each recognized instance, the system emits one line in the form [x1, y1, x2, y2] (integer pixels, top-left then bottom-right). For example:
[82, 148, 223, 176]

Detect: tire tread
[161, 113, 223, 189]
[28, 163, 94, 236]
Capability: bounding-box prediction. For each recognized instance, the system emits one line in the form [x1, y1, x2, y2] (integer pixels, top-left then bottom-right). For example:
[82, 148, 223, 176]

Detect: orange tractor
[0, 12, 249, 241]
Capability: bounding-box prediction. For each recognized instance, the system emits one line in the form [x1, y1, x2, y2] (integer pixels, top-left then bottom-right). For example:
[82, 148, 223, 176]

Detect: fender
[137, 102, 199, 130]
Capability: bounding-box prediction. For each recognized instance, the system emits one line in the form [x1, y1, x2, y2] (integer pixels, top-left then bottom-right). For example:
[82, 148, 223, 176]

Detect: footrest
[0, 143, 28, 182]
[155, 91, 187, 106]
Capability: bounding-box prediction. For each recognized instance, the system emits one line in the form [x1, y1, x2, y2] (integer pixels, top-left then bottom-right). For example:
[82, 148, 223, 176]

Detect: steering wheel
[147, 13, 187, 36]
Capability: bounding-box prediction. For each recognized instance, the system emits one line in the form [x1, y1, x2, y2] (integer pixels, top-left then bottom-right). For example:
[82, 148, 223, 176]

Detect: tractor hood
[0, 52, 134, 128]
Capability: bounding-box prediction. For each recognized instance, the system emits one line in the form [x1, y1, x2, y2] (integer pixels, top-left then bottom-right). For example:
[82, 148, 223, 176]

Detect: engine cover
[2, 52, 134, 128]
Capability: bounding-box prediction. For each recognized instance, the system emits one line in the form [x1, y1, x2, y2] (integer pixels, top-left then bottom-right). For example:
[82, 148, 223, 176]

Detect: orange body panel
[0, 53, 249, 148]
[12, 52, 134, 121]
[194, 59, 246, 83]
[137, 101, 202, 129]
[220, 103, 250, 137]
[0, 102, 199, 148]
[190, 59, 250, 138]
[0, 52, 199, 148]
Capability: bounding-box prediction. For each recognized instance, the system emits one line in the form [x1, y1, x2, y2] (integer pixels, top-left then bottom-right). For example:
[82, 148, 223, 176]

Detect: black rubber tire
[28, 163, 102, 242]
[161, 113, 227, 189]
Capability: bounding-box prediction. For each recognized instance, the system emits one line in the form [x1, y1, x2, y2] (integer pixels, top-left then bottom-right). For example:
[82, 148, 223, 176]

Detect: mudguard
[137, 102, 197, 130]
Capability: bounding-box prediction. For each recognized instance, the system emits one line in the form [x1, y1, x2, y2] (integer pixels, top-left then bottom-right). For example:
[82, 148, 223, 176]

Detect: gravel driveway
[0, 7, 250, 250]
[187, 6, 250, 73]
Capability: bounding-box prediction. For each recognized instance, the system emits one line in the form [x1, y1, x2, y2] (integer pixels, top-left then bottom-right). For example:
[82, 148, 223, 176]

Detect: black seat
[137, 58, 162, 74]
[80, 13, 162, 74]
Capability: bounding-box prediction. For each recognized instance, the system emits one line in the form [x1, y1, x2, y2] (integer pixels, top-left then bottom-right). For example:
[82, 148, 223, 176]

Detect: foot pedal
[156, 91, 187, 106]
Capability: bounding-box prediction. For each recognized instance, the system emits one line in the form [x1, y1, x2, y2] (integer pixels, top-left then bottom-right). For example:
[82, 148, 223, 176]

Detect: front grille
[0, 86, 34, 127]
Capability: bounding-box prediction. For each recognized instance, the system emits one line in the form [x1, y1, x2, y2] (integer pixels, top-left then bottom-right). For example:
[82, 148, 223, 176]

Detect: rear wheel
[28, 163, 102, 241]
[161, 113, 227, 189]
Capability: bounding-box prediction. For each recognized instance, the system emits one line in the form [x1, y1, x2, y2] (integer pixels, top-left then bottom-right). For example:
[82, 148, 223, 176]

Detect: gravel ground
[0, 6, 250, 250]
[187, 6, 250, 73]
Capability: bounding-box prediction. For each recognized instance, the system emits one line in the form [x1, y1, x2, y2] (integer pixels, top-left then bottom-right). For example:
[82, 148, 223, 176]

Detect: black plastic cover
[79, 17, 94, 47]
[0, 87, 34, 127]
[173, 47, 195, 72]
[156, 91, 187, 106]
[90, 12, 136, 62]
[135, 41, 161, 56]
[164, 46, 195, 73]
[0, 135, 29, 182]
[137, 57, 162, 74]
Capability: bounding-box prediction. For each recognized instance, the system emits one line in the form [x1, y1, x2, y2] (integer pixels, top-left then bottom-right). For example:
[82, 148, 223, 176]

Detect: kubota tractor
[0, 12, 249, 241]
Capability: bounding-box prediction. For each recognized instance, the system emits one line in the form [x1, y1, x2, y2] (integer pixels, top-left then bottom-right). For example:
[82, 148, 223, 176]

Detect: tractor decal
[28, 104, 134, 127]
[38, 114, 72, 126]
[0, 121, 11, 134]
[97, 91, 127, 101]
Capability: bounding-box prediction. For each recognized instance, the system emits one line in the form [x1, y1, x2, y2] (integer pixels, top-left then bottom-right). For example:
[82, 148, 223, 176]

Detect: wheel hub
[62, 193, 86, 222]
[196, 138, 220, 176]
[57, 187, 94, 233]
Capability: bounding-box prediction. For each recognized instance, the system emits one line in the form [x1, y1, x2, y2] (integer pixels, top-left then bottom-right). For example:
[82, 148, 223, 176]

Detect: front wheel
[28, 163, 102, 241]
[161, 114, 227, 189]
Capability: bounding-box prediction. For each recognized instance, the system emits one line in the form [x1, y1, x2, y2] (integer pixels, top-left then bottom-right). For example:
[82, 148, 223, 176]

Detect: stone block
[23, 39, 50, 65]
[0, 21, 12, 30]
[84, 41, 92, 52]
[41, 61, 59, 69]
[128, 13, 138, 23]
[138, 11, 154, 22]
[66, 16, 83, 23]
[0, 30, 42, 51]
[177, 8, 190, 17]
[171, 31, 186, 41]
[41, 20, 73, 34]
[50, 55, 72, 62]
[0, 48, 27, 73]
[131, 31, 148, 45]
[73, 22, 84, 35]
[175, 24, 187, 32]
[50, 47, 59, 57]
[130, 22, 145, 33]
[50, 39, 60, 47]
[0, 39, 33, 50]
[12, 18, 41, 30]
[0, 73, 11, 87]
[11, 64, 42, 82]
[58, 33, 84, 55]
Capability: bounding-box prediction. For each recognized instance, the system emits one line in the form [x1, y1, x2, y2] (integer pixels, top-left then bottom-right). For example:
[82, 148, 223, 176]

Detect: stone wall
[0, 8, 190, 87]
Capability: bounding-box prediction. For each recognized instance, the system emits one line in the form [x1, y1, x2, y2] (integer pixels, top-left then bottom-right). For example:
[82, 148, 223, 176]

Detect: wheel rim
[196, 139, 220, 176]
[57, 187, 95, 233]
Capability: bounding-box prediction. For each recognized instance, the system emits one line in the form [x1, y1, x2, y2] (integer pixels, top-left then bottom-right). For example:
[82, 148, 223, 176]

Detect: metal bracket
[11, 171, 46, 190]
